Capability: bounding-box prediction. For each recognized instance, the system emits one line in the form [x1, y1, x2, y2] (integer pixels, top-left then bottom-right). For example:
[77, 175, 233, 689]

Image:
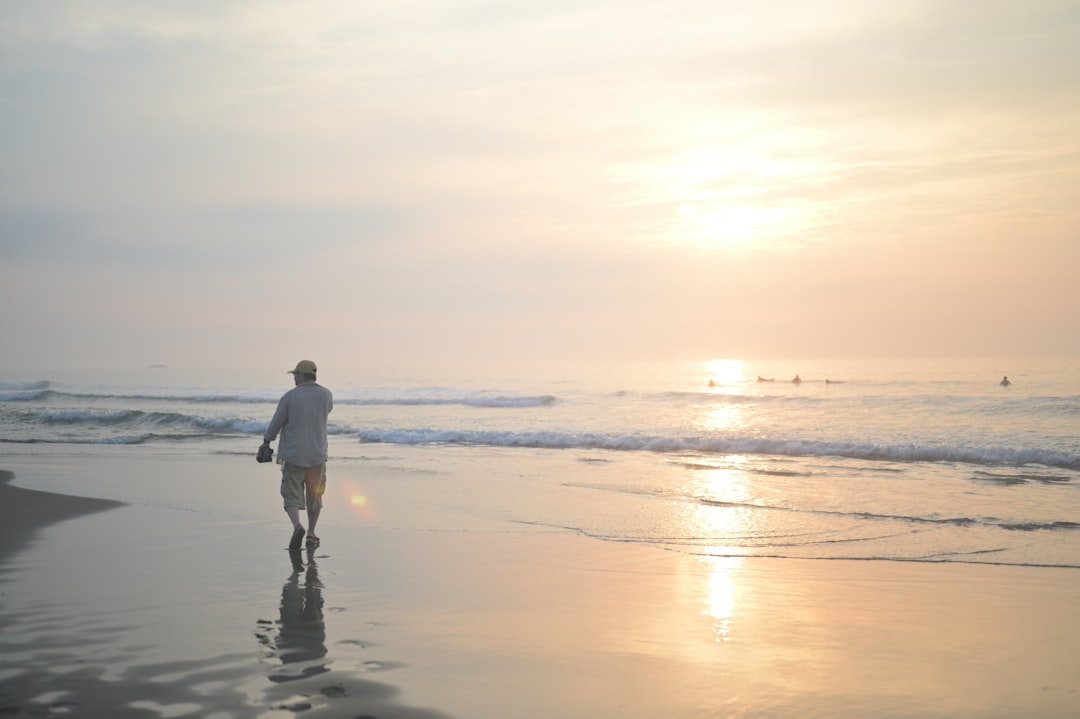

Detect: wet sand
[2, 460, 1080, 718]
[0, 469, 125, 567]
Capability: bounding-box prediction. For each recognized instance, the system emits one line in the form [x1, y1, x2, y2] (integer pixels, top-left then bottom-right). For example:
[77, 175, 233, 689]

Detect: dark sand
[0, 469, 125, 567]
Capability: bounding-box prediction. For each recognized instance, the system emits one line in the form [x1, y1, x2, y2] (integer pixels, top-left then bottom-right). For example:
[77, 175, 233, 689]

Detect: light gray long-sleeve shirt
[264, 381, 333, 467]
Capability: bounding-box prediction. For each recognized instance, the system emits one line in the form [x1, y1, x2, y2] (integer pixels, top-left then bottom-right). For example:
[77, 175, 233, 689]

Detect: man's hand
[256, 443, 274, 463]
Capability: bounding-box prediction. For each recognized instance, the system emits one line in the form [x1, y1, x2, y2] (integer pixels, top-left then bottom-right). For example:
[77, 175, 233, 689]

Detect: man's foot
[305, 534, 320, 549]
[289, 525, 306, 550]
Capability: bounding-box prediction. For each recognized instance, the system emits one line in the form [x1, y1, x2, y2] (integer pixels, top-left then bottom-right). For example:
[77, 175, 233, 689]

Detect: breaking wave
[355, 428, 1080, 470]
[0, 388, 555, 409]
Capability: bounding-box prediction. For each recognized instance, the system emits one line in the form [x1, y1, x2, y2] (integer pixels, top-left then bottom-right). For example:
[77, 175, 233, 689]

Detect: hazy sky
[2, 0, 1078, 371]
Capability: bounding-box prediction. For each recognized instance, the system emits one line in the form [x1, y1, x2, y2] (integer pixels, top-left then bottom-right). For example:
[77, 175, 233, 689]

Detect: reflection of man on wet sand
[256, 549, 327, 682]
[252, 552, 456, 718]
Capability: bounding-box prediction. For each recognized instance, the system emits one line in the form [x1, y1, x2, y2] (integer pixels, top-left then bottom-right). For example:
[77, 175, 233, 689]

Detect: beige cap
[288, 359, 317, 375]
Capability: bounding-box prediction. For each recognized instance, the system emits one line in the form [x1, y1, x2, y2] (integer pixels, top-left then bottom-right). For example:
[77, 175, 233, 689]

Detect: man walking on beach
[261, 360, 333, 550]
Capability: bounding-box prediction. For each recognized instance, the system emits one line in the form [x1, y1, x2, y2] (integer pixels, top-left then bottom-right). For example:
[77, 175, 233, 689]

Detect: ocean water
[2, 357, 1079, 570]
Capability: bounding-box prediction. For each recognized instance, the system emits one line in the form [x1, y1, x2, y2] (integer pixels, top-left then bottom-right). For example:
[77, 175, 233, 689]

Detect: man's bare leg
[303, 466, 323, 544]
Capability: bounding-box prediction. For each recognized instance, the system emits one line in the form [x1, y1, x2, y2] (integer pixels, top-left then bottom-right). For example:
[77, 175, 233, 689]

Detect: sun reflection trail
[672, 361, 758, 645]
[703, 556, 742, 643]
[702, 403, 742, 433]
[687, 465, 752, 644]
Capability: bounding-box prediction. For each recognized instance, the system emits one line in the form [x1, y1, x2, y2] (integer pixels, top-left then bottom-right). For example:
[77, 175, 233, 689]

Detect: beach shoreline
[3, 462, 1080, 718]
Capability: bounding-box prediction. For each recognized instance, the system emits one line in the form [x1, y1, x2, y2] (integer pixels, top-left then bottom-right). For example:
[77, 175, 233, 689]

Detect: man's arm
[263, 395, 290, 445]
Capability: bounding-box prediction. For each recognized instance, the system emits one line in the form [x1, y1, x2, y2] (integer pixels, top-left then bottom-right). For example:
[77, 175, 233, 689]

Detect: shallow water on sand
[3, 357, 1079, 572]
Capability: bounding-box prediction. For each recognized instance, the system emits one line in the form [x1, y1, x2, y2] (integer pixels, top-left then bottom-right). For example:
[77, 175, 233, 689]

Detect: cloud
[0, 204, 408, 270]
[1, 0, 1079, 368]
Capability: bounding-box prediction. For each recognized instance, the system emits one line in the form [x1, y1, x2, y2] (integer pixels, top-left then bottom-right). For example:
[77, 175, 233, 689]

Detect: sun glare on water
[676, 463, 755, 643]
[705, 358, 746, 388]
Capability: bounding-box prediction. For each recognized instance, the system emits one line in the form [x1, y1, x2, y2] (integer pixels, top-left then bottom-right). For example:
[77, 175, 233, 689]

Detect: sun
[615, 144, 811, 250]
[682, 204, 780, 245]
[708, 207, 764, 242]
[648, 145, 808, 249]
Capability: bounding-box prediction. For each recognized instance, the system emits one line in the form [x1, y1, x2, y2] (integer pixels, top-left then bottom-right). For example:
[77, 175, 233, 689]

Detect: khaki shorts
[280, 462, 326, 511]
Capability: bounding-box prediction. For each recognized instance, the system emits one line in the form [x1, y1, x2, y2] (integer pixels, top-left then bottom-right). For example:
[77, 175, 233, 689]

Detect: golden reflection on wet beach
[687, 466, 755, 647]
[685, 366, 763, 650]
[703, 556, 742, 643]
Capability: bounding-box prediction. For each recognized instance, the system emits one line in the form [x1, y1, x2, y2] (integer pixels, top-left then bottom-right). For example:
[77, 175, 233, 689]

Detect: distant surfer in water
[792, 374, 802, 384]
[1000, 376, 1011, 387]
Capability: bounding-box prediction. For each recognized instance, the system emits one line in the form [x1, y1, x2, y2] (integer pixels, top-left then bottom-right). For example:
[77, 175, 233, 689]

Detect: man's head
[288, 359, 318, 382]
